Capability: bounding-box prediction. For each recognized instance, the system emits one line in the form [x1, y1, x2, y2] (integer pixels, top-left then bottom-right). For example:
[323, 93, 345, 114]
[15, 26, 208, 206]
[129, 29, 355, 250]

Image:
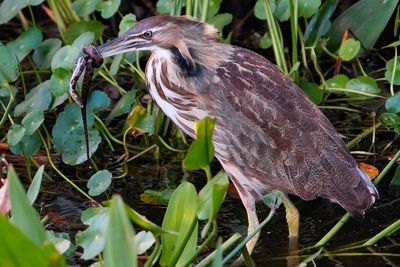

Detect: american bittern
[71, 15, 378, 253]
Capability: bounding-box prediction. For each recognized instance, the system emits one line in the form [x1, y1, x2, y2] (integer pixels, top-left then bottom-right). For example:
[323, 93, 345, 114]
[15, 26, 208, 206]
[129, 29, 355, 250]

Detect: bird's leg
[282, 195, 299, 237]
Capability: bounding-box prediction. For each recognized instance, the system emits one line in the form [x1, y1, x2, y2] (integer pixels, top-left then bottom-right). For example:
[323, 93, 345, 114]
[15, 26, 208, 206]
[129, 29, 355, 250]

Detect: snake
[69, 44, 103, 161]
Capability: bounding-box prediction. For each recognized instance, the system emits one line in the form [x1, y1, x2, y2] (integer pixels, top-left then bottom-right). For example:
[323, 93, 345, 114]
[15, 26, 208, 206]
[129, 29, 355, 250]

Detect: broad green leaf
[27, 165, 44, 205]
[299, 80, 323, 105]
[64, 20, 104, 45]
[0, 215, 64, 267]
[51, 46, 80, 70]
[0, 0, 26, 24]
[207, 13, 233, 32]
[207, 0, 223, 18]
[119, 13, 137, 35]
[76, 207, 109, 260]
[72, 32, 96, 50]
[385, 56, 400, 85]
[259, 32, 272, 49]
[71, 0, 102, 16]
[125, 205, 169, 235]
[326, 0, 399, 51]
[274, 0, 290, 21]
[338, 38, 360, 61]
[22, 110, 44, 135]
[345, 76, 381, 98]
[104, 195, 137, 267]
[127, 105, 155, 135]
[304, 0, 338, 47]
[156, 0, 174, 13]
[46, 230, 75, 256]
[161, 182, 198, 266]
[197, 171, 229, 221]
[33, 38, 62, 70]
[50, 68, 71, 96]
[96, 0, 121, 19]
[379, 113, 400, 135]
[0, 42, 19, 83]
[298, 0, 321, 18]
[9, 132, 41, 157]
[105, 90, 136, 124]
[7, 165, 46, 245]
[326, 74, 349, 89]
[87, 90, 111, 112]
[135, 231, 155, 255]
[87, 170, 112, 196]
[6, 124, 26, 146]
[14, 80, 52, 116]
[254, 0, 273, 20]
[385, 92, 400, 114]
[6, 27, 42, 62]
[140, 188, 174, 205]
[182, 117, 216, 171]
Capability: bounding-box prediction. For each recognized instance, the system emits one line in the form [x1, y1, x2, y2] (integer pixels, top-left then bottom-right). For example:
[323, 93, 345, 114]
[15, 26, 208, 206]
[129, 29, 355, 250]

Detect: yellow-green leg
[282, 195, 299, 237]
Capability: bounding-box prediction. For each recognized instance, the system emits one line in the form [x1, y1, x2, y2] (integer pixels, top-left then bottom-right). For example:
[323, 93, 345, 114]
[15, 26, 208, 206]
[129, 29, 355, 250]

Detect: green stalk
[363, 218, 400, 246]
[200, 0, 209, 22]
[346, 122, 381, 149]
[0, 85, 14, 129]
[389, 47, 397, 96]
[186, 0, 193, 16]
[193, 0, 200, 18]
[289, 0, 299, 82]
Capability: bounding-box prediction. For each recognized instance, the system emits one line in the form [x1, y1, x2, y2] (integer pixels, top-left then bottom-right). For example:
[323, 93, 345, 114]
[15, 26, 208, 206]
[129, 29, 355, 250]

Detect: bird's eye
[143, 31, 153, 39]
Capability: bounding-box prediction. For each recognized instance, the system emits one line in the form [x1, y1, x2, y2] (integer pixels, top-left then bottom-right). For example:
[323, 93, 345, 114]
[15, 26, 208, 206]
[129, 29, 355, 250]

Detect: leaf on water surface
[6, 27, 42, 62]
[6, 124, 26, 146]
[87, 170, 112, 196]
[14, 80, 52, 117]
[182, 116, 216, 171]
[0, 42, 19, 83]
[345, 76, 380, 99]
[76, 207, 109, 260]
[33, 38, 62, 70]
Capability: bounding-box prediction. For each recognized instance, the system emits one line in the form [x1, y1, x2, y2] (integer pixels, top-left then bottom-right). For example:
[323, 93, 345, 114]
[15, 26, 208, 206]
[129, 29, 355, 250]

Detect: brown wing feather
[208, 45, 376, 215]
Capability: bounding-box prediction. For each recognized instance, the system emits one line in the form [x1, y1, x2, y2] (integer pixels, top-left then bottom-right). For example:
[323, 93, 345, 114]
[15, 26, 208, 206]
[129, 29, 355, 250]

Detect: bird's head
[97, 15, 219, 59]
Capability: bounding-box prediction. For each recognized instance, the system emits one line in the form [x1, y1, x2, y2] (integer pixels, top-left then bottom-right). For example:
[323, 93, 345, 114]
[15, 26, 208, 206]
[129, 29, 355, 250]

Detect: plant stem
[346, 122, 381, 149]
[363, 218, 400, 246]
[200, 0, 209, 22]
[289, 0, 299, 82]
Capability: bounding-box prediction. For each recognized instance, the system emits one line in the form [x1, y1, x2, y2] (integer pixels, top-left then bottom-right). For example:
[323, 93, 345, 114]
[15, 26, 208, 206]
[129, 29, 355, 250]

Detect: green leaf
[259, 32, 272, 49]
[379, 113, 400, 135]
[385, 56, 400, 85]
[6, 124, 26, 146]
[182, 116, 216, 171]
[14, 80, 52, 116]
[33, 38, 62, 70]
[127, 105, 154, 135]
[385, 92, 400, 114]
[87, 170, 112, 196]
[161, 182, 198, 267]
[263, 190, 284, 210]
[326, 74, 349, 89]
[254, 0, 270, 20]
[0, 215, 64, 267]
[7, 165, 46, 246]
[156, 0, 174, 13]
[6, 27, 42, 62]
[140, 188, 174, 205]
[105, 90, 136, 124]
[338, 38, 360, 61]
[135, 231, 156, 255]
[87, 90, 111, 112]
[96, 0, 121, 19]
[0, 41, 19, 83]
[71, 0, 102, 16]
[274, 0, 290, 21]
[51, 45, 80, 71]
[76, 207, 109, 260]
[27, 165, 44, 205]
[0, 0, 26, 24]
[46, 230, 75, 256]
[299, 80, 323, 105]
[104, 195, 137, 267]
[326, 0, 399, 51]
[345, 76, 381, 98]
[304, 0, 338, 47]
[197, 171, 229, 221]
[64, 20, 104, 45]
[207, 13, 233, 32]
[50, 68, 71, 96]
[125, 205, 169, 235]
[71, 32, 96, 51]
[119, 13, 137, 36]
[298, 0, 321, 18]
[207, 0, 223, 18]
[22, 110, 44, 135]
[9, 132, 41, 157]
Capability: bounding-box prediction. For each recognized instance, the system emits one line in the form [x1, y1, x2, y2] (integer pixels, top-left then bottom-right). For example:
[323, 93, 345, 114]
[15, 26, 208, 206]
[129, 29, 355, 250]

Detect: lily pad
[51, 45, 80, 71]
[119, 13, 137, 35]
[9, 132, 41, 157]
[7, 124, 26, 146]
[6, 27, 42, 62]
[385, 92, 400, 114]
[96, 0, 121, 19]
[385, 56, 400, 85]
[0, 0, 26, 24]
[33, 38, 62, 70]
[0, 42, 19, 83]
[72, 32, 95, 51]
[87, 170, 112, 196]
[298, 0, 321, 18]
[345, 76, 381, 98]
[86, 90, 111, 113]
[156, 0, 174, 14]
[71, 0, 102, 17]
[326, 74, 349, 89]
[14, 80, 52, 117]
[64, 20, 104, 45]
[50, 68, 71, 97]
[207, 13, 233, 32]
[22, 110, 44, 135]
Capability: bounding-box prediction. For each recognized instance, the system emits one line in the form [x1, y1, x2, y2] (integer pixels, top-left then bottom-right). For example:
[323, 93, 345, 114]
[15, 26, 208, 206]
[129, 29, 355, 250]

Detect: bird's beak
[96, 35, 146, 58]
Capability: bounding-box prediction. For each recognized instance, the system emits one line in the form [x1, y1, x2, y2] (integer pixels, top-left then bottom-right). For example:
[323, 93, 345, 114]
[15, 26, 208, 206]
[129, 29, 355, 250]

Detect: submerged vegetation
[0, 0, 400, 266]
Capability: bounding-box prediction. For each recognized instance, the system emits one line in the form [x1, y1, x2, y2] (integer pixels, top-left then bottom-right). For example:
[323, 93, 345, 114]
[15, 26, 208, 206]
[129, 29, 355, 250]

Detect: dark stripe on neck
[169, 46, 203, 78]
